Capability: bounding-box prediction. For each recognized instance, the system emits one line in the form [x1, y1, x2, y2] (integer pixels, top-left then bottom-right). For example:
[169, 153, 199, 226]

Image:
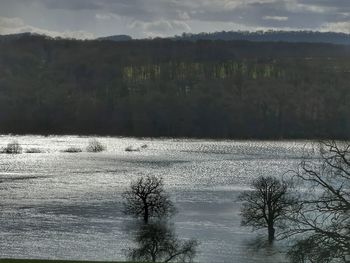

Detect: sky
[0, 0, 349, 39]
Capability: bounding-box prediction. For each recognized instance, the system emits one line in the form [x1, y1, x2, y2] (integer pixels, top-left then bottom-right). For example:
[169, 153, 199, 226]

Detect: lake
[0, 135, 314, 263]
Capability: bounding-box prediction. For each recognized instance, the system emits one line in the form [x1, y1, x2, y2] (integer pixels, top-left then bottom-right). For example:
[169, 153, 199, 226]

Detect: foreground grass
[0, 260, 134, 263]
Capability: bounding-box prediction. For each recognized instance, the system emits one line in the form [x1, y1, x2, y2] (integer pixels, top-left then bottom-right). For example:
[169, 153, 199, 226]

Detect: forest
[0, 34, 349, 139]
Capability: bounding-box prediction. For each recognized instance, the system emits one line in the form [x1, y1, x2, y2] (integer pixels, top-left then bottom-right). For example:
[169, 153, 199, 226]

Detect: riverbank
[0, 260, 132, 263]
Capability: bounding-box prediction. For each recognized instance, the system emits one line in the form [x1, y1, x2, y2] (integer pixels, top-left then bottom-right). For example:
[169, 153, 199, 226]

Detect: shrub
[25, 148, 42, 153]
[3, 141, 22, 154]
[63, 147, 82, 153]
[125, 146, 140, 152]
[86, 139, 105, 152]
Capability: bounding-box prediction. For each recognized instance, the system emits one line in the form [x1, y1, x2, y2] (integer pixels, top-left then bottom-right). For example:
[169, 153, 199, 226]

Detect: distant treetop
[2, 30, 350, 45]
[172, 30, 350, 45]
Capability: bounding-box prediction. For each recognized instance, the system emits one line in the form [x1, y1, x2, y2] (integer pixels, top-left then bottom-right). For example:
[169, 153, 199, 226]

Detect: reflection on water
[0, 135, 313, 262]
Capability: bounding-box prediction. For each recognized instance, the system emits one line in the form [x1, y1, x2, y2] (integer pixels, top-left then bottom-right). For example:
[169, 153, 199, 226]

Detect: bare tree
[122, 175, 175, 224]
[239, 176, 296, 244]
[286, 141, 350, 263]
[128, 222, 198, 263]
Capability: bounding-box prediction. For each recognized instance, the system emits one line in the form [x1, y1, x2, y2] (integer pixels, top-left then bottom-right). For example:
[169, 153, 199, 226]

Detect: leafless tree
[286, 140, 350, 263]
[239, 176, 296, 244]
[128, 222, 198, 263]
[122, 175, 175, 224]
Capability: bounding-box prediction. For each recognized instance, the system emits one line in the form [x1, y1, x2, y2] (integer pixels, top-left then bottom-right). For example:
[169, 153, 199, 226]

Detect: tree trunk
[151, 253, 156, 263]
[144, 206, 149, 224]
[268, 225, 275, 244]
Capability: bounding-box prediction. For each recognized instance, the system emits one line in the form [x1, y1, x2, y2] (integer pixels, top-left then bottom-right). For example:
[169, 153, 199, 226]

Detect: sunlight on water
[0, 135, 315, 263]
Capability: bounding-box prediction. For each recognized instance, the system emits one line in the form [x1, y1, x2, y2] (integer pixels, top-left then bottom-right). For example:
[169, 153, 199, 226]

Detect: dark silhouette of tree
[122, 176, 175, 224]
[123, 177, 198, 262]
[286, 141, 350, 263]
[239, 176, 296, 243]
[128, 222, 198, 263]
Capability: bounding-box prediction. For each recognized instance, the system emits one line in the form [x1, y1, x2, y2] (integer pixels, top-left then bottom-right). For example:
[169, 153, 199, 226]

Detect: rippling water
[0, 135, 314, 263]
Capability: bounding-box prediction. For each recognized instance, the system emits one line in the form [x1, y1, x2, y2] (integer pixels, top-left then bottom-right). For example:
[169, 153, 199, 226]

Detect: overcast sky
[0, 0, 349, 39]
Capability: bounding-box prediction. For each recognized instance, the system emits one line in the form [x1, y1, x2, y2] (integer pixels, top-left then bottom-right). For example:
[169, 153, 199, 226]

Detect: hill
[97, 35, 132, 41]
[0, 35, 349, 139]
[4, 31, 350, 45]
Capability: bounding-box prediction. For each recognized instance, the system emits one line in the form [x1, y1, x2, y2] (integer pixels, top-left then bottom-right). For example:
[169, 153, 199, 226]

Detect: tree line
[174, 30, 350, 45]
[0, 35, 349, 139]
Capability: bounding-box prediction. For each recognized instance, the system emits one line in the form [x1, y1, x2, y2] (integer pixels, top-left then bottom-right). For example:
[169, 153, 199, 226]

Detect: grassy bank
[0, 260, 133, 263]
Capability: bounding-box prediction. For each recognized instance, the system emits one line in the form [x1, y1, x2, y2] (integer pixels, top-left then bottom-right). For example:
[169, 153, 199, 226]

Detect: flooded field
[0, 136, 313, 263]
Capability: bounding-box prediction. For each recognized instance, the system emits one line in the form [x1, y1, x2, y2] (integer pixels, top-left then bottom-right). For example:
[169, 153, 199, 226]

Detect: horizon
[2, 29, 350, 41]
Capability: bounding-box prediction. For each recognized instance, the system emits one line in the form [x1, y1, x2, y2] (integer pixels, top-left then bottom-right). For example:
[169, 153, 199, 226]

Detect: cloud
[95, 13, 121, 21]
[0, 17, 23, 31]
[285, 2, 335, 14]
[0, 16, 94, 39]
[177, 11, 191, 21]
[0, 0, 350, 38]
[298, 0, 350, 11]
[129, 19, 191, 37]
[37, 0, 101, 11]
[321, 21, 350, 33]
[263, 16, 289, 21]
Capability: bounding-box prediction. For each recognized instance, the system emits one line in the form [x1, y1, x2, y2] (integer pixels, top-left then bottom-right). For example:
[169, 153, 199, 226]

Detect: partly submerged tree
[128, 222, 198, 263]
[239, 176, 296, 244]
[124, 176, 198, 262]
[122, 175, 175, 224]
[286, 141, 350, 263]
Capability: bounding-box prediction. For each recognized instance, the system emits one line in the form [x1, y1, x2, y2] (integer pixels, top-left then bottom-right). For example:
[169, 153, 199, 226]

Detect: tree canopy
[239, 176, 296, 243]
[122, 176, 175, 224]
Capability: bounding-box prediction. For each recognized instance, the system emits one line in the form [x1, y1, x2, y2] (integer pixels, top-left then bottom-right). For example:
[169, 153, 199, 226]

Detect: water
[0, 135, 313, 263]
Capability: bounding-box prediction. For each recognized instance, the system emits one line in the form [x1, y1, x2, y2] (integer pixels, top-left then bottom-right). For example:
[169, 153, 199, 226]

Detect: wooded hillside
[0, 35, 349, 138]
